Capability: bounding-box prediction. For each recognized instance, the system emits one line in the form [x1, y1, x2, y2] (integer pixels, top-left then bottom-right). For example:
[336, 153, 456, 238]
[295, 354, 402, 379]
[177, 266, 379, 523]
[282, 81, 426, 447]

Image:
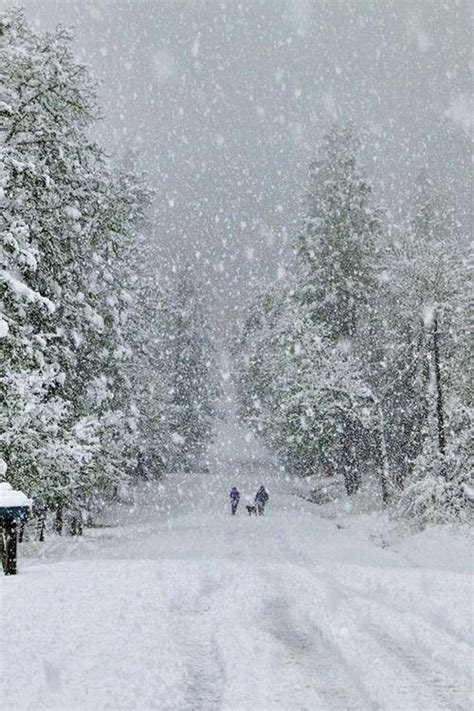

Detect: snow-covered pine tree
[234, 126, 397, 500]
[75, 165, 155, 501]
[128, 282, 173, 479]
[233, 282, 376, 494]
[0, 9, 103, 516]
[296, 124, 381, 342]
[125, 236, 173, 480]
[232, 284, 288, 446]
[0, 10, 154, 528]
[160, 264, 220, 473]
[293, 124, 382, 493]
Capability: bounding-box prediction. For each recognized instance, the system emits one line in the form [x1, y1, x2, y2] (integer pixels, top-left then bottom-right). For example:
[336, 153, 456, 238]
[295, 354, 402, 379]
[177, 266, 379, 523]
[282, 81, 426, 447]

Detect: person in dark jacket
[255, 485, 269, 515]
[229, 486, 241, 515]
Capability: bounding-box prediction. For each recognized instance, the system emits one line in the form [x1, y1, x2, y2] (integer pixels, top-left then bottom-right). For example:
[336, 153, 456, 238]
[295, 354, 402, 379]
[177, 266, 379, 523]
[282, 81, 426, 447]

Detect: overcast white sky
[5, 0, 472, 337]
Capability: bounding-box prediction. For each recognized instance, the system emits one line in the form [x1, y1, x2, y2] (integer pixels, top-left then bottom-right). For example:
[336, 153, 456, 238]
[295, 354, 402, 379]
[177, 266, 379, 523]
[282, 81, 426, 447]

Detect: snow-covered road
[1, 473, 472, 711]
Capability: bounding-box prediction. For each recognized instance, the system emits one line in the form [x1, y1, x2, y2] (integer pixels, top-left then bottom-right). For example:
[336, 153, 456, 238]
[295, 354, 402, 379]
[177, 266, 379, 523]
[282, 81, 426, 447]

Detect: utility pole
[432, 312, 446, 458]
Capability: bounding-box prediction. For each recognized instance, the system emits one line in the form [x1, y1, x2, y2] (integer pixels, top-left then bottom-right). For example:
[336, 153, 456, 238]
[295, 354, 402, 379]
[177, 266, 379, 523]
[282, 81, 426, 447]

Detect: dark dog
[246, 504, 257, 516]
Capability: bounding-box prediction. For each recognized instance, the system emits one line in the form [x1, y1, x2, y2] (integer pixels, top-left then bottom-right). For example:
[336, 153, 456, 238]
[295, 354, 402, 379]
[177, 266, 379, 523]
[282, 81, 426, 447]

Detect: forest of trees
[0, 10, 471, 537]
[0, 10, 219, 533]
[232, 125, 471, 526]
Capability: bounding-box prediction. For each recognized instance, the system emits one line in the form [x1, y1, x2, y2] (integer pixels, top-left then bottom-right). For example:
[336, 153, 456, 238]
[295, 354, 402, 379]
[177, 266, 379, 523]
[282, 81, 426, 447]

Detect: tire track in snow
[364, 622, 467, 711]
[332, 572, 473, 647]
[299, 568, 470, 711]
[261, 590, 370, 710]
[257, 527, 380, 709]
[260, 551, 459, 710]
[182, 630, 224, 711]
[332, 582, 472, 711]
[169, 573, 226, 711]
[287, 565, 448, 710]
[270, 518, 472, 710]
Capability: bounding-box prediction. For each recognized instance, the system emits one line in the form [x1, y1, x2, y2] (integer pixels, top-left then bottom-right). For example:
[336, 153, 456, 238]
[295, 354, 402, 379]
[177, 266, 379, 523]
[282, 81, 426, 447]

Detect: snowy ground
[1, 467, 472, 711]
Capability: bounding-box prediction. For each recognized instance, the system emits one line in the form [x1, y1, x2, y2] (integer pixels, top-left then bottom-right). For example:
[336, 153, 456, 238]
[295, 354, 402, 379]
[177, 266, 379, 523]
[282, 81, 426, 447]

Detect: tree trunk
[377, 404, 390, 505]
[69, 512, 83, 536]
[54, 505, 64, 535]
[432, 313, 446, 458]
[37, 510, 46, 542]
[18, 520, 26, 543]
[367, 390, 391, 503]
[341, 422, 361, 496]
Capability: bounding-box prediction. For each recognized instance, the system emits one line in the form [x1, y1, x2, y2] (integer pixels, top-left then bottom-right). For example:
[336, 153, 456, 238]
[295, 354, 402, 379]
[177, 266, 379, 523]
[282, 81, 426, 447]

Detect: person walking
[255, 485, 269, 515]
[229, 486, 241, 515]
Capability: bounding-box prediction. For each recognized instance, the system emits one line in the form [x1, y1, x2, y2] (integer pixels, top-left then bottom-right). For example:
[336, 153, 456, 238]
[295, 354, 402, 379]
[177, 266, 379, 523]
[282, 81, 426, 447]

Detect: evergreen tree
[0, 10, 155, 526]
[296, 124, 381, 341]
[1, 8, 103, 513]
[294, 125, 382, 493]
[161, 265, 220, 472]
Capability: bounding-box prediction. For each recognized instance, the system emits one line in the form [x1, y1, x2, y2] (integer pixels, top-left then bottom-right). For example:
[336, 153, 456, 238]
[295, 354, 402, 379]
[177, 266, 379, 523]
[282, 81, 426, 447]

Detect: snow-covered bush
[396, 459, 470, 528]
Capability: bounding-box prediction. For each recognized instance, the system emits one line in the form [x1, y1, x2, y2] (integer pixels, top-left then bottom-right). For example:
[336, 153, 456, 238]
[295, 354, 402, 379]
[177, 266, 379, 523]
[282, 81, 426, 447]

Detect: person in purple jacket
[229, 486, 241, 515]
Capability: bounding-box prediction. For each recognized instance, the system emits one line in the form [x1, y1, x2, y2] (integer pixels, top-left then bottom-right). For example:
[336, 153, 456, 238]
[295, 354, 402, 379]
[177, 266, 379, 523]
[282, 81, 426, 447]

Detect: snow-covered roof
[0, 483, 33, 508]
